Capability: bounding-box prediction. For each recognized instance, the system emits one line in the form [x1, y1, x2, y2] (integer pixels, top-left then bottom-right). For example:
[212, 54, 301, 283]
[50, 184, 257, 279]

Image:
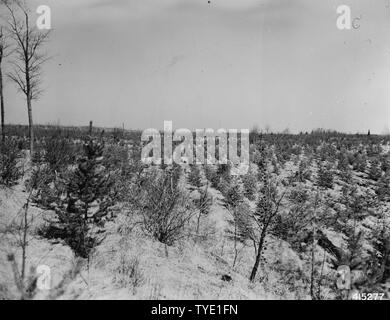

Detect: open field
[1, 126, 390, 300]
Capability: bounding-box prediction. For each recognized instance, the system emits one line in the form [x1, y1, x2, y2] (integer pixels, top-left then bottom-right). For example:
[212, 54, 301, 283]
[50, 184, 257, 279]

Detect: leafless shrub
[135, 167, 195, 246]
[113, 253, 144, 294]
[194, 184, 212, 238]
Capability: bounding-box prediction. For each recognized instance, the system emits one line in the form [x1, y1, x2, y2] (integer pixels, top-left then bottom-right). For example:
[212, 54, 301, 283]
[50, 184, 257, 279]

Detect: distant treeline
[3, 124, 142, 141]
[3, 124, 390, 149]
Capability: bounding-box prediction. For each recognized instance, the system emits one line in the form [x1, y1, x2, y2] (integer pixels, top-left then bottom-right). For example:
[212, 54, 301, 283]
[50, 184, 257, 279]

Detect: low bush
[135, 167, 195, 246]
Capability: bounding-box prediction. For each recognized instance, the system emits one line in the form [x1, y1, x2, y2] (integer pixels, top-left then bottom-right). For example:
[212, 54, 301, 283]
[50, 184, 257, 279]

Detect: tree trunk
[232, 220, 238, 268]
[249, 228, 267, 282]
[310, 193, 319, 299]
[21, 198, 30, 282]
[196, 211, 201, 237]
[27, 97, 34, 155]
[0, 61, 4, 142]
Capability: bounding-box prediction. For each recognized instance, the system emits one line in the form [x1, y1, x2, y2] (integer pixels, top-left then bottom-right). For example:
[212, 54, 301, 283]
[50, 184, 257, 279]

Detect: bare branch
[1, 0, 50, 108]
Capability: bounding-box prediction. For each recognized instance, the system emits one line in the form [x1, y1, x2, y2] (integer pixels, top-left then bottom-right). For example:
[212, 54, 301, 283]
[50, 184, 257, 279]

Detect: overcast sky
[3, 0, 390, 133]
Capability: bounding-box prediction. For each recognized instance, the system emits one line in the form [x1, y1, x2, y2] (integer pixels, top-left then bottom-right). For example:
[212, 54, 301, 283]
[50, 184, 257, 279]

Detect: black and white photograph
[0, 0, 390, 304]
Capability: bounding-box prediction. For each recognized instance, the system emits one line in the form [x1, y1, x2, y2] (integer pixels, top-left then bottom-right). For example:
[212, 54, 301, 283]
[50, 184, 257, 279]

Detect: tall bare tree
[249, 164, 285, 282]
[0, 26, 10, 142]
[2, 0, 50, 154]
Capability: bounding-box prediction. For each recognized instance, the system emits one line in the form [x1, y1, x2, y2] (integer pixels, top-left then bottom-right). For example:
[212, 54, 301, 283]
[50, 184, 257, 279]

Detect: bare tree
[2, 0, 50, 154]
[310, 192, 320, 299]
[222, 179, 248, 267]
[134, 167, 195, 249]
[2, 177, 38, 299]
[249, 166, 285, 282]
[0, 26, 11, 142]
[194, 183, 212, 238]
